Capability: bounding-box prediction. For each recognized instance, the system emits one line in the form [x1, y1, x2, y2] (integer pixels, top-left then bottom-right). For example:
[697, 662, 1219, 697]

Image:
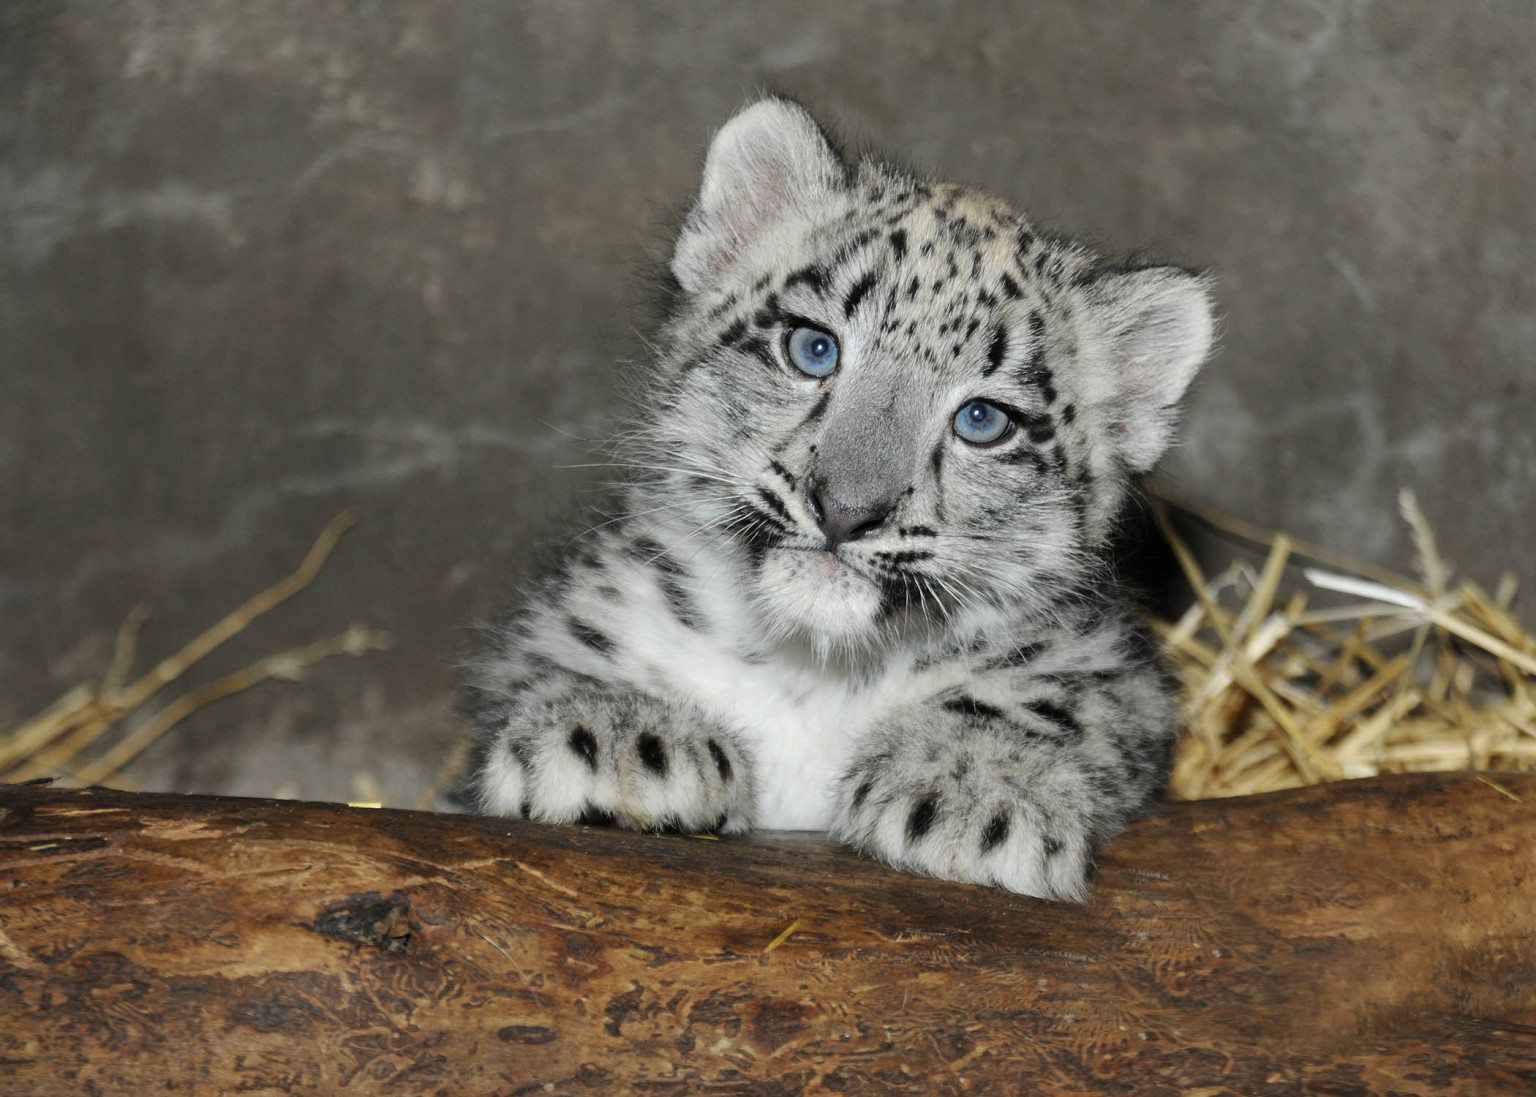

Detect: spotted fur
[459, 99, 1215, 900]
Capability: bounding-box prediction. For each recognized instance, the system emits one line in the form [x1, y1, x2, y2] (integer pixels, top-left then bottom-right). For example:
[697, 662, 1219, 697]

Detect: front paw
[829, 743, 1095, 900]
[477, 691, 753, 835]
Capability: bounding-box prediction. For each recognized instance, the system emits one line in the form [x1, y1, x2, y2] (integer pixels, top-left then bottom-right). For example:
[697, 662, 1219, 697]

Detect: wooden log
[0, 773, 1532, 1096]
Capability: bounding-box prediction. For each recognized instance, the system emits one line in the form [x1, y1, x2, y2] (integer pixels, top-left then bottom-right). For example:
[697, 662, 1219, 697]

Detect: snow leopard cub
[459, 98, 1213, 900]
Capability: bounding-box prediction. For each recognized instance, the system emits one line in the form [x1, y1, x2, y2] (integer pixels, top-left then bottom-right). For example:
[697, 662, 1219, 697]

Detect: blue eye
[953, 400, 1013, 445]
[786, 326, 839, 378]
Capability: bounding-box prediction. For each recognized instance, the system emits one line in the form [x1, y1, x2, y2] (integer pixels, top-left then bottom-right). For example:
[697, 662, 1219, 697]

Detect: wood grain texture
[1, 773, 1532, 1096]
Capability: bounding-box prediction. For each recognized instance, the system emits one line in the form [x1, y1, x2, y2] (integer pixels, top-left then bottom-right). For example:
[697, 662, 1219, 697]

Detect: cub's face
[639, 101, 1213, 654]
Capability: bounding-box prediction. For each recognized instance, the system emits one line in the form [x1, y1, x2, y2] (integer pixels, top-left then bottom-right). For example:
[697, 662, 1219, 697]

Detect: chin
[752, 547, 883, 655]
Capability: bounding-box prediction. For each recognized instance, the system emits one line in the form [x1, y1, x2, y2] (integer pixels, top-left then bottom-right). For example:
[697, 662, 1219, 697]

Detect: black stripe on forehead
[783, 265, 829, 294]
[983, 325, 1008, 377]
[706, 291, 740, 320]
[1017, 312, 1046, 379]
[1027, 311, 1045, 349]
[842, 271, 879, 318]
[752, 292, 783, 328]
[842, 227, 878, 253]
[719, 317, 747, 346]
[736, 336, 778, 373]
[1016, 311, 1060, 404]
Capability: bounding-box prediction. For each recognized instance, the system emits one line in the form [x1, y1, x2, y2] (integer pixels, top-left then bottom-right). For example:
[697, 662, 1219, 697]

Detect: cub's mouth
[770, 542, 881, 592]
[750, 543, 886, 649]
[807, 549, 853, 580]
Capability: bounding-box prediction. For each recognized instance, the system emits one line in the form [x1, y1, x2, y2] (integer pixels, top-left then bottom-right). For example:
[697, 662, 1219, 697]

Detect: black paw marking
[980, 813, 1010, 852]
[906, 794, 938, 841]
[568, 725, 598, 771]
[578, 806, 616, 827]
[637, 733, 668, 776]
[707, 739, 732, 780]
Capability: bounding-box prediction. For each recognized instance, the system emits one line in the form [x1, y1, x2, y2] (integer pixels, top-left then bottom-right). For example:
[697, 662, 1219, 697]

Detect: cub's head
[639, 98, 1214, 655]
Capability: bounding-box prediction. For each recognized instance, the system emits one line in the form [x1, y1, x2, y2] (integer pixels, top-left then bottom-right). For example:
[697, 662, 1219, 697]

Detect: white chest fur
[581, 535, 975, 830]
[607, 589, 960, 828]
[656, 640, 882, 830]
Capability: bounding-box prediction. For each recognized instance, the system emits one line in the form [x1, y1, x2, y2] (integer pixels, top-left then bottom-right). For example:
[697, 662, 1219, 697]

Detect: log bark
[1, 773, 1532, 1096]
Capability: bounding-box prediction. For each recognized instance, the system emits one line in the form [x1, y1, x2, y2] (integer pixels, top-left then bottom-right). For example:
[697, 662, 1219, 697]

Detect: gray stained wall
[3, 2, 1532, 804]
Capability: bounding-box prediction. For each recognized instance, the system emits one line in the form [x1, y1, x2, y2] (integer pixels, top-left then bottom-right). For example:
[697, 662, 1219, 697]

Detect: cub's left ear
[672, 98, 847, 295]
[1087, 266, 1215, 471]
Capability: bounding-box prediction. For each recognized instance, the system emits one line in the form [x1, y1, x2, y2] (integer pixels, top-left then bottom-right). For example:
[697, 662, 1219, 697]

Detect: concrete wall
[3, 1, 1532, 803]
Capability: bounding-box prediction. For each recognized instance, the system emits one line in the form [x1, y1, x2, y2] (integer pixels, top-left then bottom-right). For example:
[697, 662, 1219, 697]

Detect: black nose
[806, 475, 891, 550]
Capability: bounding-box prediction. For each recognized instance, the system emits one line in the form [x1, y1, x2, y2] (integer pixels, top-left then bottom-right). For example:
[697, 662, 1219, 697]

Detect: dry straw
[0, 513, 391, 790]
[1153, 486, 1533, 801]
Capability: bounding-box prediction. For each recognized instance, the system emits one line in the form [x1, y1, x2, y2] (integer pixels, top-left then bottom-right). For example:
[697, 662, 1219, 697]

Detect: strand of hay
[1153, 487, 1534, 800]
[0, 513, 391, 788]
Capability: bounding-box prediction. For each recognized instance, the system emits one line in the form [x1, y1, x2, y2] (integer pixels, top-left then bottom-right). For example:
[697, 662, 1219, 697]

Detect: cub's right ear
[672, 98, 847, 294]
[1085, 265, 1216, 472]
